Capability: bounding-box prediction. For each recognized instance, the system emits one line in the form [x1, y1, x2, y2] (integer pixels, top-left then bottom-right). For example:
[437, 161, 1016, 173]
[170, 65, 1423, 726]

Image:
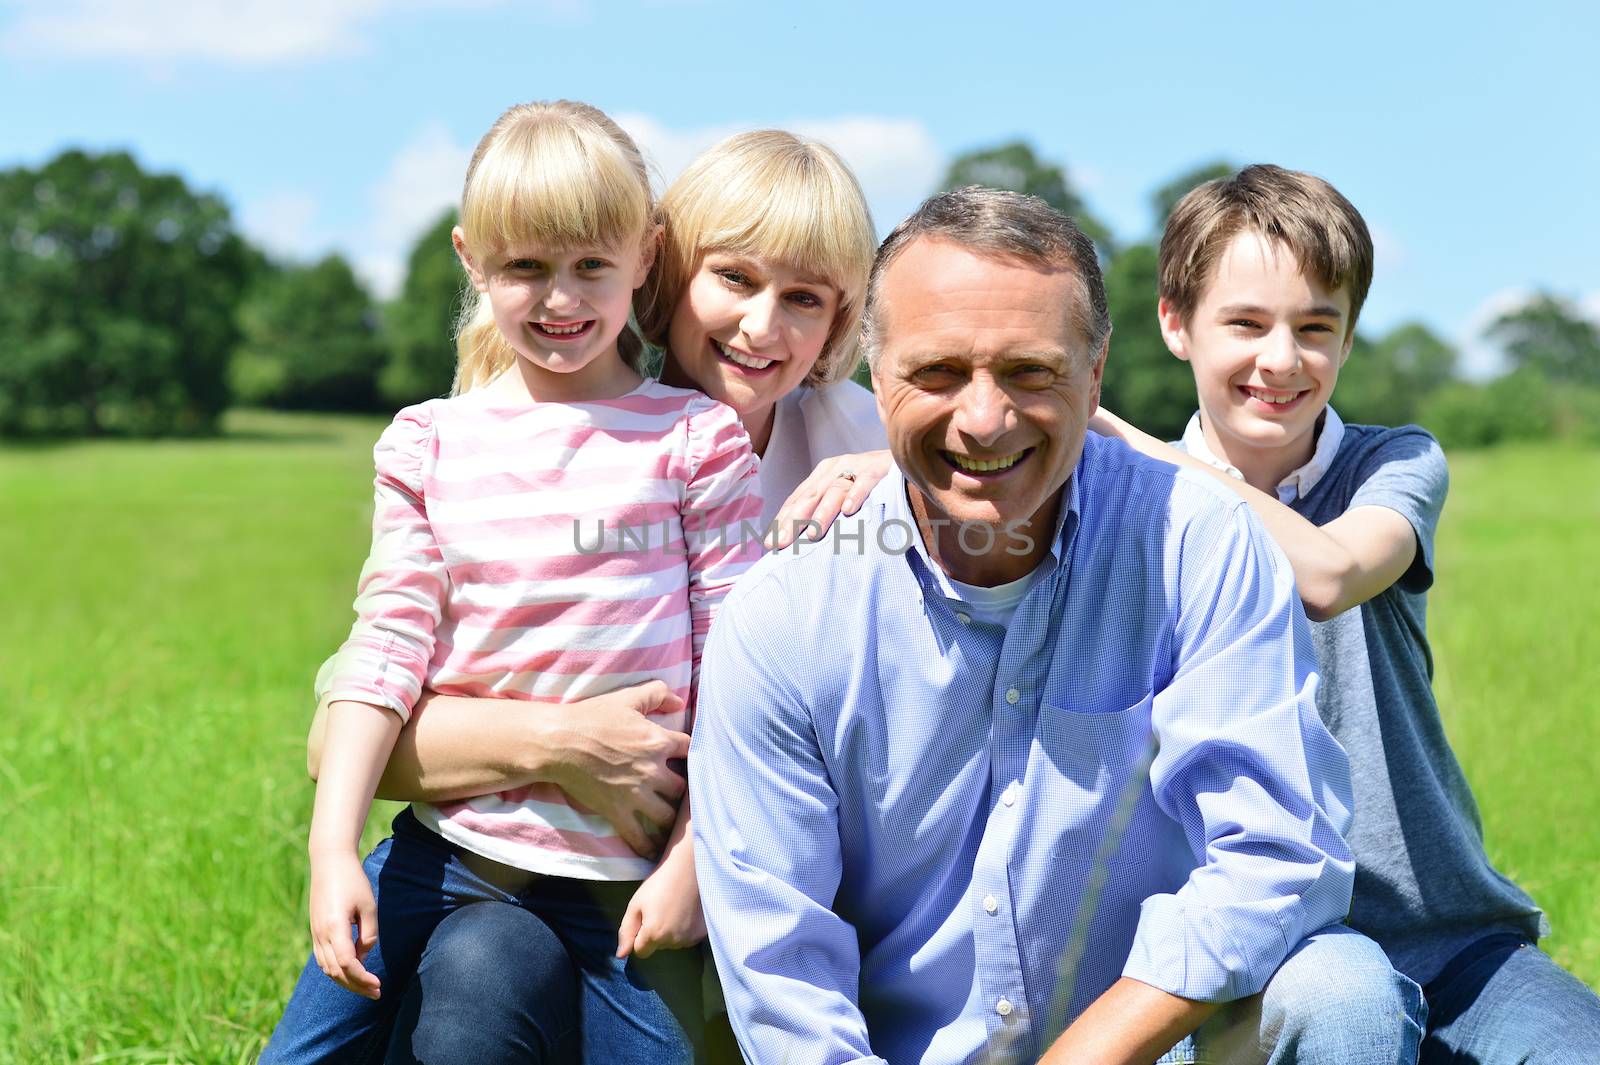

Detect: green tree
[940, 141, 1113, 252]
[382, 210, 467, 405]
[1418, 369, 1558, 449]
[1486, 292, 1600, 387]
[230, 254, 387, 410]
[1099, 242, 1196, 438]
[1150, 161, 1236, 229]
[0, 150, 252, 436]
[1335, 321, 1458, 426]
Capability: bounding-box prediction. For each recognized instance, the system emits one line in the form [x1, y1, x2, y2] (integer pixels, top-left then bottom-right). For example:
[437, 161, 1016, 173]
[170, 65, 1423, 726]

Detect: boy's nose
[1257, 327, 1302, 376]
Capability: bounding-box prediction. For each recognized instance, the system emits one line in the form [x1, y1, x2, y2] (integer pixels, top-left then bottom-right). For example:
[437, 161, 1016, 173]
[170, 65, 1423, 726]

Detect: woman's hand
[770, 449, 893, 549]
[547, 682, 691, 860]
[308, 849, 381, 1000]
[615, 841, 705, 960]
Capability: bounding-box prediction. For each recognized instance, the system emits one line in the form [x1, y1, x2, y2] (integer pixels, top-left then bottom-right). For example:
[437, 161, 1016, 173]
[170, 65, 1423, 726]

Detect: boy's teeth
[715, 341, 774, 370]
[950, 450, 1024, 472]
[1249, 388, 1298, 405]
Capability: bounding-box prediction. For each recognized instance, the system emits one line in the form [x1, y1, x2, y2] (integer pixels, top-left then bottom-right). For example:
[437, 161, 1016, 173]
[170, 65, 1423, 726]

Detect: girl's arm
[616, 792, 702, 959]
[306, 699, 403, 1000]
[1091, 408, 1418, 621]
[306, 683, 691, 859]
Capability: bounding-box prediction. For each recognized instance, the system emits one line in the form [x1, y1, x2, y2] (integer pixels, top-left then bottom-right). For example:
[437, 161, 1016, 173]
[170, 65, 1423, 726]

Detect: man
[689, 187, 1422, 1064]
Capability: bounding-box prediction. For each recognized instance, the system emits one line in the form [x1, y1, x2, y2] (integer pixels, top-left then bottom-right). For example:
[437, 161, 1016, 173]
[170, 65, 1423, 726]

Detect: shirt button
[956, 612, 972, 625]
[1001, 783, 1018, 807]
[983, 894, 998, 914]
[1004, 687, 1020, 705]
[995, 997, 1014, 1017]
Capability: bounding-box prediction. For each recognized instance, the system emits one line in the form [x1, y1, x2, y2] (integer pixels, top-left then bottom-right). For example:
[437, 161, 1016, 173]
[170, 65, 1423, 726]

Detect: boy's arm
[1093, 408, 1417, 621]
[1040, 979, 1221, 1065]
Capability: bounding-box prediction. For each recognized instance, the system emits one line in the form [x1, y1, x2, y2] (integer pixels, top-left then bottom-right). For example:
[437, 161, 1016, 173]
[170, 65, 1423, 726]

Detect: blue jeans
[1420, 933, 1600, 1063]
[1156, 925, 1427, 1064]
[261, 808, 701, 1065]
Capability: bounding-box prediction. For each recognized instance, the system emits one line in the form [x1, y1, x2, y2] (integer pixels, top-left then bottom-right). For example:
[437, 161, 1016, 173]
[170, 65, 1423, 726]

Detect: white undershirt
[943, 564, 1051, 629]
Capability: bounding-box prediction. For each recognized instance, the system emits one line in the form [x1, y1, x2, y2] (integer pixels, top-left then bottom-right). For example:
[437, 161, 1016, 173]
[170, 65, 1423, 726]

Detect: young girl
[262, 100, 761, 1064]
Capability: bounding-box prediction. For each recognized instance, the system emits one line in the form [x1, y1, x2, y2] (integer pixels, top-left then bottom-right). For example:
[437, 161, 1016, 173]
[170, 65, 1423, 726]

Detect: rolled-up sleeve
[691, 584, 888, 1065]
[1123, 502, 1355, 1001]
[318, 405, 446, 722]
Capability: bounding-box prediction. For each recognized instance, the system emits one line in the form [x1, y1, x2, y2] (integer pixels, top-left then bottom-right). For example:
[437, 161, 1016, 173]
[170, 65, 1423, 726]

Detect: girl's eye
[578, 258, 607, 271]
[507, 259, 540, 272]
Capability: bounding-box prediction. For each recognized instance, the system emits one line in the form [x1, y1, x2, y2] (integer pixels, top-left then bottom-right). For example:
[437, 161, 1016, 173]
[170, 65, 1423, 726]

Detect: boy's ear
[452, 227, 489, 294]
[633, 223, 664, 288]
[1157, 297, 1191, 362]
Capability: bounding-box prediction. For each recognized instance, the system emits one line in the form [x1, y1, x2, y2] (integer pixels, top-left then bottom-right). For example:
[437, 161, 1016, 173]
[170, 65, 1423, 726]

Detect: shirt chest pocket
[1033, 692, 1157, 862]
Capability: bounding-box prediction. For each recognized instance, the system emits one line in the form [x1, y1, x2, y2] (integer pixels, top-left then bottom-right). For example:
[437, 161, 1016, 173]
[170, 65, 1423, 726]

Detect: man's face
[871, 238, 1104, 553]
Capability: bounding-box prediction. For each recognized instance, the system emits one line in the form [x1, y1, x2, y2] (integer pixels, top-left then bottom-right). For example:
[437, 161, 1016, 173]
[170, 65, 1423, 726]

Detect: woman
[302, 130, 891, 1063]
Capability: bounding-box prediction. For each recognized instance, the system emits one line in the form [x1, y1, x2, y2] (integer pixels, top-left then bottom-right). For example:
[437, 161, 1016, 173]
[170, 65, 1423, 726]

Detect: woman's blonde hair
[452, 100, 654, 394]
[636, 130, 876, 388]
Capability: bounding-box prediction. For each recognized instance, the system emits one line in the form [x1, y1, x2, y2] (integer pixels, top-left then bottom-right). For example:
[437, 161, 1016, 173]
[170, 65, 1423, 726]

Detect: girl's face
[457, 228, 652, 397]
[665, 251, 840, 451]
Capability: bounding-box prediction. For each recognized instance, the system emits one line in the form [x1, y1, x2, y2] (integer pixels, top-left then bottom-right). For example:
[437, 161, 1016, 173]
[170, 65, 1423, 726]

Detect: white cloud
[1, 0, 526, 64]
[353, 121, 470, 298]
[238, 190, 323, 262]
[618, 113, 944, 235]
[1455, 287, 1529, 381]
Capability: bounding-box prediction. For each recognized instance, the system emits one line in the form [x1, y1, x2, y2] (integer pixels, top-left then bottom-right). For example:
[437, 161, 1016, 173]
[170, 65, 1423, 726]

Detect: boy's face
[1161, 231, 1353, 477]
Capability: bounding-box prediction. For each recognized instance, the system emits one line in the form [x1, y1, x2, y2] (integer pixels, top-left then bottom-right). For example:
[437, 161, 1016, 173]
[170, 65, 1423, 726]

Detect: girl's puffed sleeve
[319, 404, 447, 723]
[680, 396, 763, 711]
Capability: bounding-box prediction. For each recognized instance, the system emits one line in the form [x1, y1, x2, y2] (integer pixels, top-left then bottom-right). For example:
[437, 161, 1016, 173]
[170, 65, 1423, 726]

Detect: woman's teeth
[715, 341, 774, 370]
[1247, 388, 1300, 405]
[948, 450, 1026, 473]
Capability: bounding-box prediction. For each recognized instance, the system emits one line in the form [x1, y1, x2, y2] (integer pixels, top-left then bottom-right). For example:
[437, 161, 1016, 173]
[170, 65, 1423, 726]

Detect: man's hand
[771, 450, 893, 548]
[308, 849, 381, 1000]
[547, 681, 690, 860]
[616, 840, 706, 960]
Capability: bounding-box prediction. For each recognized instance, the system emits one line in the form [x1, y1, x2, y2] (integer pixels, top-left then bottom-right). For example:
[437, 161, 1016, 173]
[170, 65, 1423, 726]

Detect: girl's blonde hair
[636, 130, 876, 388]
[453, 100, 655, 394]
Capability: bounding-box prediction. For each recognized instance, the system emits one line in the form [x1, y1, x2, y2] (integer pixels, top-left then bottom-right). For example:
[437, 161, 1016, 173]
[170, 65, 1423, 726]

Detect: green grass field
[2, 411, 1596, 1063]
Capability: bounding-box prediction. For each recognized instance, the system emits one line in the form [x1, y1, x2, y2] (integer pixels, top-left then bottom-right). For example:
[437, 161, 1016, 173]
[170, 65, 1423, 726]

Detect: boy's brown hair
[1158, 164, 1373, 337]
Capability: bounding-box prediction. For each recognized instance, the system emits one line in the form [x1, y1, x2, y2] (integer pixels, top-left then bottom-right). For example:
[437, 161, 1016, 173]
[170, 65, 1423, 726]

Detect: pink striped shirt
[322, 380, 763, 880]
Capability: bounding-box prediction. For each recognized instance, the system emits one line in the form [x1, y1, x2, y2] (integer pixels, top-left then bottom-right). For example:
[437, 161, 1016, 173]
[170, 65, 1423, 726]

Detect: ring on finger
[835, 469, 857, 483]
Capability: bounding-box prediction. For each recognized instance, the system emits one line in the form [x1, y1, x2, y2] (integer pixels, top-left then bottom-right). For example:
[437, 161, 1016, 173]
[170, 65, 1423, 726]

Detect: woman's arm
[1091, 409, 1417, 622]
[307, 682, 692, 859]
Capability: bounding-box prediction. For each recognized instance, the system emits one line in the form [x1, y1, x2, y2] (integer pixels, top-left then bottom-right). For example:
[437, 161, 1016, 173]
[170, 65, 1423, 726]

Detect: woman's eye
[715, 269, 750, 288]
[788, 291, 824, 309]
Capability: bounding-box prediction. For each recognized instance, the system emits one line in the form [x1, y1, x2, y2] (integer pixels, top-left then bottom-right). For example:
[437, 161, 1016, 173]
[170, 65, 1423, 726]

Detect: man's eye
[1015, 365, 1053, 379]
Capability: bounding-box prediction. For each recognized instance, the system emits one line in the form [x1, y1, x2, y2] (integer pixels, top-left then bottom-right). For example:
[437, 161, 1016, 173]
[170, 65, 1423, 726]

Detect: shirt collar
[1179, 406, 1345, 504]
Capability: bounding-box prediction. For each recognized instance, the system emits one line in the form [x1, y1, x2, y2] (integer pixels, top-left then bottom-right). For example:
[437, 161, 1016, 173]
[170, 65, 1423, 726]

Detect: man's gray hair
[861, 185, 1111, 369]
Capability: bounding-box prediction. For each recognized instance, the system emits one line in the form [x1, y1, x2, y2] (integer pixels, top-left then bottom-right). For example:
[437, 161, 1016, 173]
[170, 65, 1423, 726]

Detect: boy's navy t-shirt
[1183, 417, 1547, 985]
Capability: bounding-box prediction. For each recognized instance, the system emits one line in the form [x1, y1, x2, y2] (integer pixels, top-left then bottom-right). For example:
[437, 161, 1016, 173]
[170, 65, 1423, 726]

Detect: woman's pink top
[321, 379, 762, 880]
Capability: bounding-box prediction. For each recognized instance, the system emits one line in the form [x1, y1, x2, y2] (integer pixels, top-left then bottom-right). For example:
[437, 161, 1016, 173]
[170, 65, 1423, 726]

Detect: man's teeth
[949, 451, 1025, 473]
[537, 322, 587, 335]
[715, 342, 774, 370]
[1248, 388, 1300, 405]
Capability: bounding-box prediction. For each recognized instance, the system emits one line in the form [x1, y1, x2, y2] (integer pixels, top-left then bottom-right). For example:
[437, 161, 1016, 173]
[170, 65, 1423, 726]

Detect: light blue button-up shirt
[691, 432, 1355, 1065]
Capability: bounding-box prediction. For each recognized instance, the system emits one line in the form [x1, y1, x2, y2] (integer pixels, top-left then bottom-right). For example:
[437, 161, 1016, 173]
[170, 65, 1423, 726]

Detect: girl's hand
[308, 850, 382, 1000]
[615, 845, 705, 960]
[771, 450, 893, 549]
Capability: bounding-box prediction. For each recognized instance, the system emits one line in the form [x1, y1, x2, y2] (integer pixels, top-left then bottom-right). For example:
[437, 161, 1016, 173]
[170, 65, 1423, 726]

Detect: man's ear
[1157, 297, 1190, 362]
[633, 223, 664, 288]
[453, 227, 489, 294]
[1088, 335, 1109, 410]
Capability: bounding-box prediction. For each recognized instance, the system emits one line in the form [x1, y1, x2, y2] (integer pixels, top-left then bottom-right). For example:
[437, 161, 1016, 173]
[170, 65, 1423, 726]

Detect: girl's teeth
[715, 342, 774, 370]
[539, 323, 586, 335]
[951, 451, 1024, 472]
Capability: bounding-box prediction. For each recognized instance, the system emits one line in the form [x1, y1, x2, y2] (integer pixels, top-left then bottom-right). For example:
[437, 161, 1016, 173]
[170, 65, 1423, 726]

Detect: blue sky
[4, 0, 1596, 377]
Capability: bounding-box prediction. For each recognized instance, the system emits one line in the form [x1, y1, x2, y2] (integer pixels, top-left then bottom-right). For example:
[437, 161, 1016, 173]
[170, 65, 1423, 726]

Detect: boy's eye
[1228, 319, 1262, 331]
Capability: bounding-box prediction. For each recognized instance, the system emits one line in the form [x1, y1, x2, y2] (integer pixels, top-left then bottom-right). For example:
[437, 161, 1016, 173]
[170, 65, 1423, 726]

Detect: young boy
[1094, 163, 1600, 1062]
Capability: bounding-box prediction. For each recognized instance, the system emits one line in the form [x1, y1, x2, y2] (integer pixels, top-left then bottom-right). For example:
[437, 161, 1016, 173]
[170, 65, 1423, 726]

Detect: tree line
[2, 147, 1596, 446]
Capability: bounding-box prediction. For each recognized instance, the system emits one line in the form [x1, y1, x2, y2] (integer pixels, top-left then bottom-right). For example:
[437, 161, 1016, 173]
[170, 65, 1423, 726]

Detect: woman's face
[666, 250, 840, 449]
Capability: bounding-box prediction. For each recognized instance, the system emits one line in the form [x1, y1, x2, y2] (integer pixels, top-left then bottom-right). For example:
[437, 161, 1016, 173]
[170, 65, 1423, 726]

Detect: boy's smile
[1161, 230, 1352, 492]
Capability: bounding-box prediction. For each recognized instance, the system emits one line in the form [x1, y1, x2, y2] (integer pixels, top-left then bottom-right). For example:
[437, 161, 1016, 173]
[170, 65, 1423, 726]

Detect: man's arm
[1120, 497, 1356, 1010]
[1092, 409, 1416, 621]
[690, 587, 888, 1065]
[1040, 978, 1222, 1065]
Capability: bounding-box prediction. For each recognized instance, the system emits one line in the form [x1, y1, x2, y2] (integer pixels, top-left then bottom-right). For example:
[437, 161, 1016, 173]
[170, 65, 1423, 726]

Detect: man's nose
[951, 374, 1012, 446]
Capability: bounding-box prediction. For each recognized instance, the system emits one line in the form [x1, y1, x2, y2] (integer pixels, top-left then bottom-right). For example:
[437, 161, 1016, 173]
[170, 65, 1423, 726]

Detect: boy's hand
[308, 850, 381, 999]
[615, 845, 705, 960]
